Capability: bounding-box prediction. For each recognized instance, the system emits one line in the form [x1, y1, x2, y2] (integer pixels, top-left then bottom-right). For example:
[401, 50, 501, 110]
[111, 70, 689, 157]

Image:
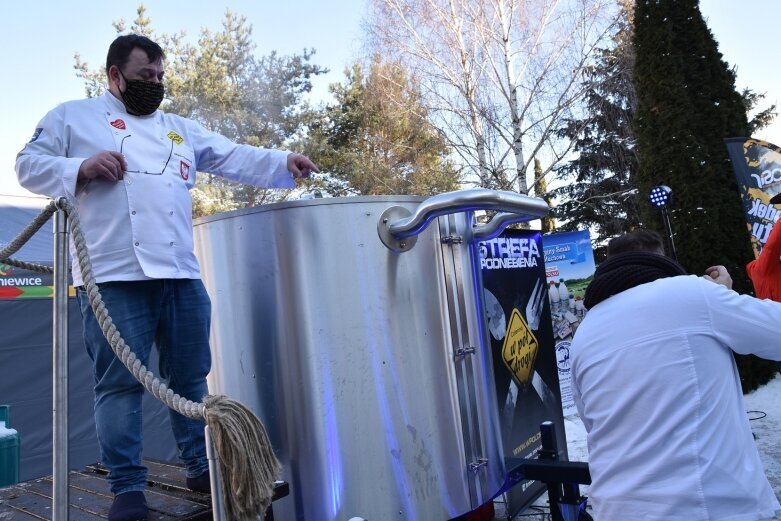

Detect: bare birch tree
[368, 0, 619, 194]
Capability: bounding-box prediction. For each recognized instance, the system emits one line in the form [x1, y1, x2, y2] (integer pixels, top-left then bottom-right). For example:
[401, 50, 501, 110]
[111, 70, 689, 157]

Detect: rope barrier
[1, 197, 279, 520]
[0, 199, 57, 273]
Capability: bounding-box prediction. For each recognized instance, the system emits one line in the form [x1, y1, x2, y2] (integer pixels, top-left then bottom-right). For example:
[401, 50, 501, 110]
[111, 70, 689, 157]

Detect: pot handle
[378, 188, 549, 251]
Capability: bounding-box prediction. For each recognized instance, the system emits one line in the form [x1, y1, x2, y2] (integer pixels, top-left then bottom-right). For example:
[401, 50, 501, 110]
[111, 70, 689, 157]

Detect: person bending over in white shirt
[16, 34, 319, 521]
[570, 229, 781, 521]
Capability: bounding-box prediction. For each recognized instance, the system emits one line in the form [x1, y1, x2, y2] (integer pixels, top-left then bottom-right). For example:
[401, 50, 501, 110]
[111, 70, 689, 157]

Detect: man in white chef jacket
[571, 230, 781, 521]
[16, 34, 318, 521]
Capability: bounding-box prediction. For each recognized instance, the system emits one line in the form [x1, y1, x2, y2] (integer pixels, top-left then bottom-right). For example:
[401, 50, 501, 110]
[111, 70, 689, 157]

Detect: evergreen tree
[742, 88, 777, 135]
[552, 8, 641, 243]
[633, 0, 753, 285]
[633, 0, 774, 391]
[307, 56, 461, 196]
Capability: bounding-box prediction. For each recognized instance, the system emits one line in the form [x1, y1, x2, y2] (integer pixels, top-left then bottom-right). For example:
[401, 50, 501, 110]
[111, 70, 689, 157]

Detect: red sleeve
[753, 222, 781, 276]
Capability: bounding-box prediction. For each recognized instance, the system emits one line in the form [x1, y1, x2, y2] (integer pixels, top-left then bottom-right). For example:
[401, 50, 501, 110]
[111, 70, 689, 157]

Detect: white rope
[60, 198, 207, 420]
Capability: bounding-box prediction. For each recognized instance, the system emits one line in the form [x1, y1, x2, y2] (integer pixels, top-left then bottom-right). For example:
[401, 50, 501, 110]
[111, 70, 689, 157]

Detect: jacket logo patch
[180, 161, 190, 181]
[167, 131, 184, 145]
[29, 128, 43, 143]
[110, 119, 126, 130]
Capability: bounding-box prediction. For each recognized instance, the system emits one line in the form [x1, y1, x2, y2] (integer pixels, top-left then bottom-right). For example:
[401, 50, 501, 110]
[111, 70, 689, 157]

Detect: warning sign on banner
[501, 308, 539, 389]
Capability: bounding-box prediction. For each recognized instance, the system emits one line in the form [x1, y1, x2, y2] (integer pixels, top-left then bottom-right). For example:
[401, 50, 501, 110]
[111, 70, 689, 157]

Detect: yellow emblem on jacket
[167, 131, 184, 145]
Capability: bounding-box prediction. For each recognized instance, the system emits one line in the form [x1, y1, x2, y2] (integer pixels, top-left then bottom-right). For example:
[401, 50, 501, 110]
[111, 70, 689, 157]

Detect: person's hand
[287, 153, 320, 179]
[703, 265, 733, 289]
[77, 151, 127, 182]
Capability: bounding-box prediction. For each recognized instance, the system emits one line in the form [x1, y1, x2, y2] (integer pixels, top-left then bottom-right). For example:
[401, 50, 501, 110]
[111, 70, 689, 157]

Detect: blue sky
[1, 0, 778, 197]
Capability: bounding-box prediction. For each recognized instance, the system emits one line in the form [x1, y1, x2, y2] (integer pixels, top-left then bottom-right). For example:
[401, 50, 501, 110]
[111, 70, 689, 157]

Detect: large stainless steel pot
[193, 190, 548, 521]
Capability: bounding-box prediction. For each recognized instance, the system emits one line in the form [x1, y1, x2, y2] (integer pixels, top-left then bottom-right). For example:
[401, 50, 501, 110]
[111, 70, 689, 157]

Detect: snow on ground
[744, 373, 781, 502]
[499, 373, 781, 520]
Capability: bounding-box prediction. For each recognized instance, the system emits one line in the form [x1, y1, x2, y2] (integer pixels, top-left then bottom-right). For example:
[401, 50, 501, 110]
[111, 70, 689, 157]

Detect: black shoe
[186, 470, 211, 494]
[108, 491, 148, 521]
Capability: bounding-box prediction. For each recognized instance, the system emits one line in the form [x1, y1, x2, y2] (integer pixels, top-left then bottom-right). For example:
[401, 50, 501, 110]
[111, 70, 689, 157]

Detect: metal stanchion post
[53, 204, 69, 520]
[206, 425, 227, 521]
[539, 421, 584, 521]
[538, 421, 564, 521]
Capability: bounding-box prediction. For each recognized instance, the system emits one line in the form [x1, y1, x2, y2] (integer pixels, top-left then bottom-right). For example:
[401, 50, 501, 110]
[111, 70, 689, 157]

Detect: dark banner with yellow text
[725, 137, 781, 257]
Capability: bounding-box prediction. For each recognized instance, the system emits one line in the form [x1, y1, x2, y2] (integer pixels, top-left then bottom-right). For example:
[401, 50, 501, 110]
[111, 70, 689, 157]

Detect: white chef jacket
[16, 92, 295, 286]
[571, 275, 781, 521]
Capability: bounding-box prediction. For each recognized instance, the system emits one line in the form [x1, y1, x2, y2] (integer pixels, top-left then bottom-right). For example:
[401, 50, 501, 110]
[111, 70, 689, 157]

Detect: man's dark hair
[106, 34, 165, 73]
[607, 230, 666, 256]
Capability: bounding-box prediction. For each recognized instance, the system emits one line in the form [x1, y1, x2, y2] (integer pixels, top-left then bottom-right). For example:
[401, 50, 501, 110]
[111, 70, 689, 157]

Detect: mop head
[203, 394, 281, 521]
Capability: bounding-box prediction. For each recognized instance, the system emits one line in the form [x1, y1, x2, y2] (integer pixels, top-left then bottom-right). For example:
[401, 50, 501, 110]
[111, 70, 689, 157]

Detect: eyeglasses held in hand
[119, 134, 174, 175]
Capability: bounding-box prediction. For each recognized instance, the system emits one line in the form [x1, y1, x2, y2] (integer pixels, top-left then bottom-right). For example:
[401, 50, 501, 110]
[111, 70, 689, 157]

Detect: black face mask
[118, 69, 165, 116]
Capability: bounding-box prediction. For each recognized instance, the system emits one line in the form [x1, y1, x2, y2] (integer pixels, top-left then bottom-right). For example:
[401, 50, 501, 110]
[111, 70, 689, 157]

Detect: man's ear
[107, 65, 120, 89]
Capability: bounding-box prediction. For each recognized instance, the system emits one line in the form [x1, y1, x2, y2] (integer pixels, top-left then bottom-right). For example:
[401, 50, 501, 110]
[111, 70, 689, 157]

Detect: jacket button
[169, 242, 174, 246]
[134, 242, 139, 246]
[169, 211, 174, 216]
[131, 210, 136, 215]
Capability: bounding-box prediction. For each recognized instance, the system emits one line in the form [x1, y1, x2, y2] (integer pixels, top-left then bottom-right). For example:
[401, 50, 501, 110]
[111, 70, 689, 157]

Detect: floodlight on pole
[648, 185, 678, 261]
[648, 185, 672, 208]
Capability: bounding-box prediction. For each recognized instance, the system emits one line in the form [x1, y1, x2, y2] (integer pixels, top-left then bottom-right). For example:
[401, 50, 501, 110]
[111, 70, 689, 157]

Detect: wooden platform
[0, 459, 289, 520]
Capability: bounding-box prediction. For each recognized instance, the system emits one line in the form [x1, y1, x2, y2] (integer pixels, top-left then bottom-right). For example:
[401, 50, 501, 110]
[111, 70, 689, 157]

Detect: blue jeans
[77, 279, 211, 495]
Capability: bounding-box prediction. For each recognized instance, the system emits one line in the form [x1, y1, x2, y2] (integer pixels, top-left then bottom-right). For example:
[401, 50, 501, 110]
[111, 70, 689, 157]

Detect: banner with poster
[541, 230, 597, 417]
[724, 137, 781, 257]
[479, 228, 566, 517]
